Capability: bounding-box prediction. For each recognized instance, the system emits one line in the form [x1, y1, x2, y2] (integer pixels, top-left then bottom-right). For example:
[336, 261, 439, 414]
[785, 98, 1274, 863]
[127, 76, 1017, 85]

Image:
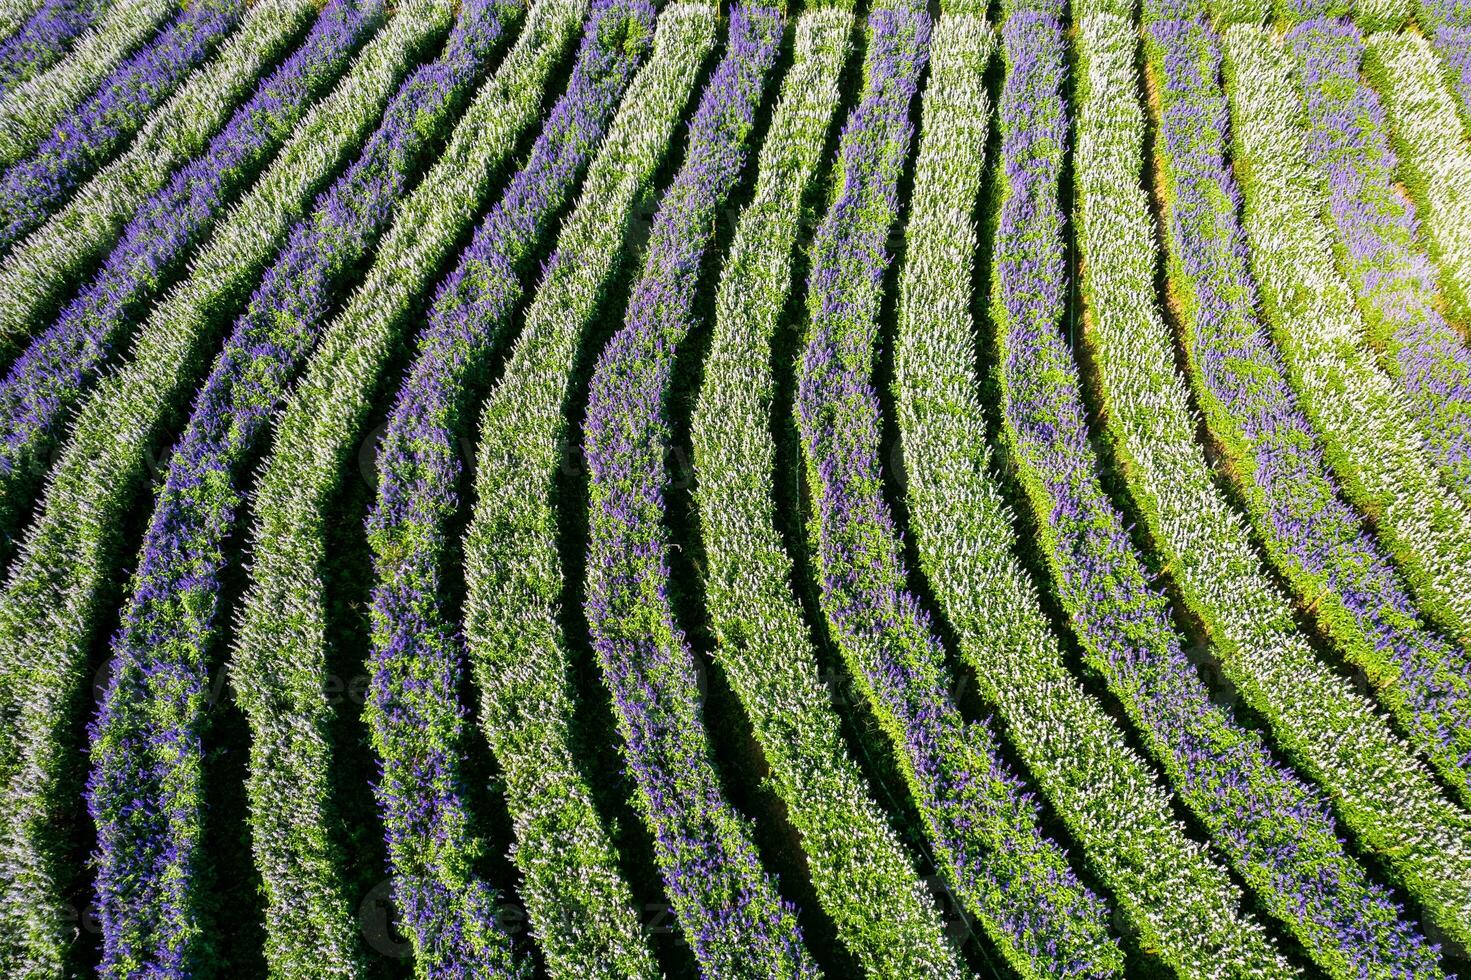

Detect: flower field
[0, 0, 1469, 975]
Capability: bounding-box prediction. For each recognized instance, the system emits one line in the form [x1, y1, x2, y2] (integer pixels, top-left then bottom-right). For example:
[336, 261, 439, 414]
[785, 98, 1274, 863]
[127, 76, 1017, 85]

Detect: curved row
[1074, 9, 1471, 949]
[688, 6, 971, 976]
[795, 1, 1131, 974]
[0, 0, 376, 550]
[581, 8, 823, 974]
[0, 0, 244, 251]
[1413, 0, 1471, 128]
[0, 0, 172, 169]
[228, 0, 583, 971]
[1292, 19, 1471, 513]
[1148, 13, 1471, 807]
[0, 2, 456, 972]
[968, 8, 1291, 974]
[1223, 23, 1471, 649]
[924, 6, 1447, 977]
[1363, 30, 1471, 335]
[0, 0, 343, 368]
[363, 0, 660, 972]
[84, 0, 519, 974]
[459, 3, 717, 974]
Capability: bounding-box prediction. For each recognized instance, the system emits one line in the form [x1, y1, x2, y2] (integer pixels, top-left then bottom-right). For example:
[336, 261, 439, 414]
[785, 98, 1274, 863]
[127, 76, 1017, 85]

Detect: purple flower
[85, 2, 516, 974]
[1147, 15, 1471, 802]
[1291, 18, 1471, 520]
[796, 4, 1123, 975]
[0, 0, 101, 99]
[582, 7, 818, 976]
[0, 0, 379, 546]
[363, 0, 654, 970]
[996, 10, 1452, 976]
[0, 0, 244, 248]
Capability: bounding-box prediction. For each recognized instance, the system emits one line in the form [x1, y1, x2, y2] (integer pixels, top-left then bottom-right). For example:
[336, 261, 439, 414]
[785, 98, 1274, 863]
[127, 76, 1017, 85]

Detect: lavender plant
[0, 0, 245, 250]
[1363, 29, 1471, 336]
[0, 2, 458, 973]
[1073, 10, 1471, 949]
[363, 0, 658, 972]
[931, 8, 1451, 977]
[0, 0, 103, 100]
[82, 6, 471, 978]
[0, 0, 42, 38]
[0, 0, 173, 168]
[583, 8, 825, 974]
[689, 6, 970, 975]
[89, 1, 528, 973]
[0, 0, 341, 365]
[460, 2, 716, 973]
[1221, 22, 1471, 648]
[864, 5, 1288, 974]
[1146, 13, 1471, 806]
[795, 1, 1131, 974]
[229, 0, 585, 970]
[0, 0, 379, 556]
[1292, 19, 1471, 514]
[1412, 0, 1471, 126]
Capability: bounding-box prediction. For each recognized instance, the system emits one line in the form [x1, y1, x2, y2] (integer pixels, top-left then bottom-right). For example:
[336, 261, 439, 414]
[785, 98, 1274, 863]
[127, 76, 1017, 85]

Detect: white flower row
[1072, 10, 1471, 951]
[1363, 31, 1471, 334]
[228, 0, 582, 973]
[0, 0, 174, 168]
[455, 5, 717, 974]
[687, 7, 968, 977]
[0, 0, 325, 364]
[908, 9, 1290, 976]
[0, 3, 455, 974]
[1222, 25, 1471, 645]
[1353, 0, 1410, 28]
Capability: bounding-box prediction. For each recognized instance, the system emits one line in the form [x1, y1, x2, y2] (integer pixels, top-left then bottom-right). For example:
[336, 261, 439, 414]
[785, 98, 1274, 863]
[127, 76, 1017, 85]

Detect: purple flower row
[363, 0, 654, 971]
[1148, 15, 1471, 803]
[0, 0, 243, 250]
[1417, 0, 1471, 113]
[84, 3, 516, 976]
[0, 0, 100, 100]
[795, 3, 1124, 975]
[582, 7, 816, 976]
[1291, 19, 1471, 525]
[0, 0, 379, 552]
[993, 9, 1448, 978]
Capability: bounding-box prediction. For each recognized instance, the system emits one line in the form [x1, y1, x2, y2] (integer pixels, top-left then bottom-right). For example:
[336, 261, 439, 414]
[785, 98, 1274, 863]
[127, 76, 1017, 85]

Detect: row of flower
[0, 0, 171, 167]
[966, 3, 1282, 972]
[95, 0, 531, 972]
[794, 1, 1141, 974]
[0, 0, 307, 368]
[580, 6, 827, 974]
[0, 0, 468, 971]
[1150, 4, 1471, 811]
[0, 0, 105, 100]
[687, 5, 970, 975]
[1294, 18, 1471, 515]
[458, 3, 719, 975]
[1364, 29, 1471, 361]
[1225, 10, 1471, 660]
[228, 0, 585, 970]
[1073, 6, 1471, 953]
[364, 0, 668, 972]
[0, 0, 375, 554]
[0, 0, 243, 250]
